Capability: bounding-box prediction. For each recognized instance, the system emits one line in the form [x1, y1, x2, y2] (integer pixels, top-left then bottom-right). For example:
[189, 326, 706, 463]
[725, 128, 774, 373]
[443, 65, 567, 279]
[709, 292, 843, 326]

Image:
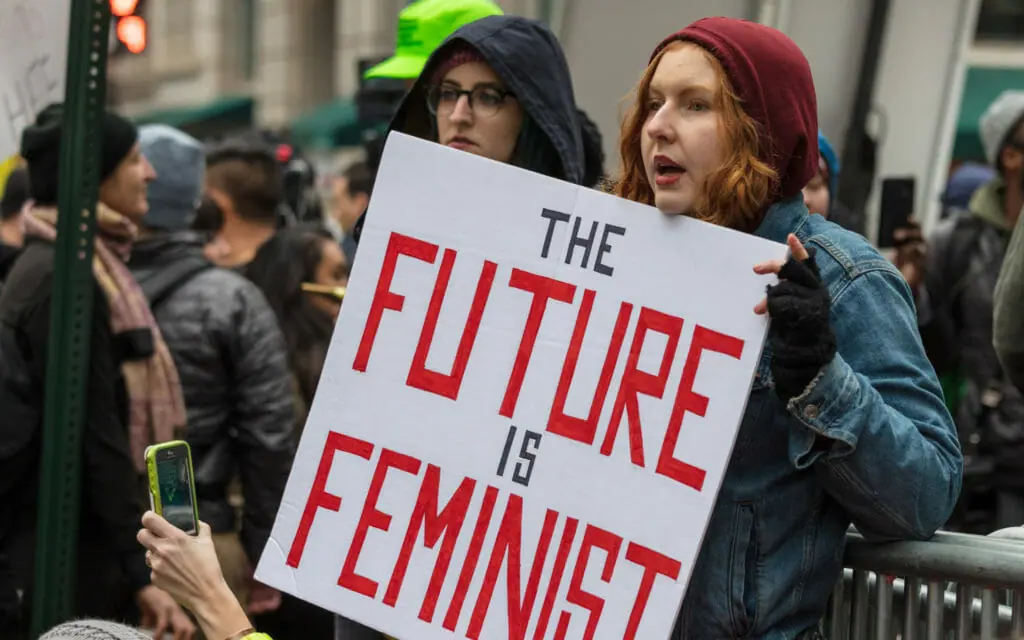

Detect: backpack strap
[140, 254, 215, 313]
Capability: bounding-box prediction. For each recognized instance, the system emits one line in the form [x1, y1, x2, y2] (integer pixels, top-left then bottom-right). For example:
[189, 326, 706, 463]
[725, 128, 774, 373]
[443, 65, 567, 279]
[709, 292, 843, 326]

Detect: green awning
[953, 67, 1024, 161]
[133, 95, 254, 138]
[289, 97, 385, 150]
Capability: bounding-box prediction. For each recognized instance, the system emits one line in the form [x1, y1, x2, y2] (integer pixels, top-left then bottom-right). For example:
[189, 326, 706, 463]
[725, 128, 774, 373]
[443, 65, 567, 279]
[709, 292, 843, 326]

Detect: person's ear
[206, 188, 234, 219]
[355, 192, 370, 215]
[1001, 145, 1024, 173]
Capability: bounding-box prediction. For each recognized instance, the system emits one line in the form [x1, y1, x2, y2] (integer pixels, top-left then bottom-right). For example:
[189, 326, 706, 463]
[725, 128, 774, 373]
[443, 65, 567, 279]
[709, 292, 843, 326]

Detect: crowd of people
[1, 0, 1023, 638]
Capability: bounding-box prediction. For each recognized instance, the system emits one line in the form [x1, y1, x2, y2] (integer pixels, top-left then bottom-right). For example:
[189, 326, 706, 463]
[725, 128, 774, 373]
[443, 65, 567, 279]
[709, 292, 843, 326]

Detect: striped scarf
[25, 204, 186, 472]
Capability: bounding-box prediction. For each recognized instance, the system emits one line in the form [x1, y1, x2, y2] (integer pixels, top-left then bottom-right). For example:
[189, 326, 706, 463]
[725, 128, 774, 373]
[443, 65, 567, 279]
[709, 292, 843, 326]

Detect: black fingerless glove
[766, 247, 837, 403]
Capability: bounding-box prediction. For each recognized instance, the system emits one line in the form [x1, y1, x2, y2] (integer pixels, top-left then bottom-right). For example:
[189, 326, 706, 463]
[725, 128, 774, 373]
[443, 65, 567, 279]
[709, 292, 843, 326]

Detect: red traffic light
[117, 15, 147, 53]
[110, 0, 139, 17]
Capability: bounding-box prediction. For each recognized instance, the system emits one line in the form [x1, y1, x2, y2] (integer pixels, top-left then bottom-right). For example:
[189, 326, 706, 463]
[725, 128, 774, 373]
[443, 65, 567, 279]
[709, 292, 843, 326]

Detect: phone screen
[155, 447, 197, 534]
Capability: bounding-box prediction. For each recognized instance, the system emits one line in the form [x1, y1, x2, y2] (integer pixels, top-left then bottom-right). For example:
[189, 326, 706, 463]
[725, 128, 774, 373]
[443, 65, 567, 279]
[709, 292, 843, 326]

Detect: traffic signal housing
[111, 0, 147, 55]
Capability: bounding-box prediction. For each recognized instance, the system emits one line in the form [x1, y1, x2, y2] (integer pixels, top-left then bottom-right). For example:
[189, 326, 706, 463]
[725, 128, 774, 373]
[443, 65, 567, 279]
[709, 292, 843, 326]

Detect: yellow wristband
[225, 630, 273, 640]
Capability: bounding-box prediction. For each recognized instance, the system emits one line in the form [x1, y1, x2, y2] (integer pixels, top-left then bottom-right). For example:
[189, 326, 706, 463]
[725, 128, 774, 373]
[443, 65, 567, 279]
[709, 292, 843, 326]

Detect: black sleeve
[917, 226, 958, 377]
[25, 286, 150, 592]
[227, 284, 296, 564]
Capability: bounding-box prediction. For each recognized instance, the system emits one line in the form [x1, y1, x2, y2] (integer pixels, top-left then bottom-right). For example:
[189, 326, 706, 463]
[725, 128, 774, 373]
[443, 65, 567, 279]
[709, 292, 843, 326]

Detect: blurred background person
[129, 124, 296, 616]
[804, 130, 865, 234]
[0, 104, 192, 638]
[244, 224, 348, 639]
[330, 160, 374, 263]
[204, 141, 284, 270]
[941, 162, 997, 219]
[246, 225, 348, 429]
[0, 166, 29, 292]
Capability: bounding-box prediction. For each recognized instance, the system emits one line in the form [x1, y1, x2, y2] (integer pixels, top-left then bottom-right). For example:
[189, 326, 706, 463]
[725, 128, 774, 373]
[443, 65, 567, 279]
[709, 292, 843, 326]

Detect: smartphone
[145, 440, 200, 536]
[878, 177, 916, 248]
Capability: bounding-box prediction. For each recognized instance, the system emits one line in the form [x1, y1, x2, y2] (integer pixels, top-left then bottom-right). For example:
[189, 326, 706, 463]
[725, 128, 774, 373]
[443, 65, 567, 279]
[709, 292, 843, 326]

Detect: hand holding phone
[145, 440, 200, 536]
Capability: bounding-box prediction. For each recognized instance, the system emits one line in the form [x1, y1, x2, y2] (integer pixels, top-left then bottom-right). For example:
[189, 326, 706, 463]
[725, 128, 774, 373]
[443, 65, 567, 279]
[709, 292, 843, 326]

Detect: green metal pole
[30, 0, 111, 635]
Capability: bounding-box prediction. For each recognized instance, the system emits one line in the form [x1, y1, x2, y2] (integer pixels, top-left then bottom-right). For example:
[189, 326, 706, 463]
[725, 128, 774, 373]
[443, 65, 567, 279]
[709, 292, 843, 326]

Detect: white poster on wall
[0, 0, 69, 163]
[256, 132, 789, 639]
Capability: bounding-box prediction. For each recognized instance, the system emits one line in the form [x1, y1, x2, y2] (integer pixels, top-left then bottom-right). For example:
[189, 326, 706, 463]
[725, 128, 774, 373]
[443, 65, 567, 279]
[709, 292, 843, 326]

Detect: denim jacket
[673, 196, 963, 639]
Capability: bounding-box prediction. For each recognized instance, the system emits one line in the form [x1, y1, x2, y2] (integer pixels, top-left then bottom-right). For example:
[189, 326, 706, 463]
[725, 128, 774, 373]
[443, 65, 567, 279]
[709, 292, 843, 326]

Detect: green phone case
[144, 440, 200, 535]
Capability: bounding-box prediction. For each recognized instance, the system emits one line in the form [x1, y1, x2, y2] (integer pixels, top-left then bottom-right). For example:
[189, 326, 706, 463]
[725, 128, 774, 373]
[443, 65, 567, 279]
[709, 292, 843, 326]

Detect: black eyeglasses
[426, 85, 516, 119]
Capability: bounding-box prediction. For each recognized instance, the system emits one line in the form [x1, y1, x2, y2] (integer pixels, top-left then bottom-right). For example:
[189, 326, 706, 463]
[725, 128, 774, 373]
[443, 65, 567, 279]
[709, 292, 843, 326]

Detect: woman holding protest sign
[613, 17, 962, 639]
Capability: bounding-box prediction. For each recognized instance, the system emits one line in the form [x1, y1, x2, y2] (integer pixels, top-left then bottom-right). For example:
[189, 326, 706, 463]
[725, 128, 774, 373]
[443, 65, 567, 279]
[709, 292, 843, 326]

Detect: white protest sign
[0, 0, 69, 162]
[256, 133, 789, 640]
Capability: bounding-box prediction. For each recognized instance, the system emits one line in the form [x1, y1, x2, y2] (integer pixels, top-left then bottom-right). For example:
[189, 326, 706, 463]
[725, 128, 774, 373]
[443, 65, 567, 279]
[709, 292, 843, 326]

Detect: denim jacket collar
[754, 195, 811, 244]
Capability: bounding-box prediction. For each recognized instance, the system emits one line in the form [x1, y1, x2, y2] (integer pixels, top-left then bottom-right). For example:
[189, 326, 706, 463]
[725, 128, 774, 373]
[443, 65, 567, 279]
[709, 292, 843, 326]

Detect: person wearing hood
[390, 14, 585, 183]
[350, 14, 586, 246]
[0, 166, 29, 289]
[127, 125, 296, 616]
[613, 17, 961, 638]
[0, 105, 193, 637]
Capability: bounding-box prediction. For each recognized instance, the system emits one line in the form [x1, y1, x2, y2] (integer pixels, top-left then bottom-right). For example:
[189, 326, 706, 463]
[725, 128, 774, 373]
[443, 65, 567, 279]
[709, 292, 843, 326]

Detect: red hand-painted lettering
[656, 325, 744, 491]
[339, 448, 422, 598]
[286, 431, 374, 569]
[353, 233, 439, 372]
[601, 307, 684, 466]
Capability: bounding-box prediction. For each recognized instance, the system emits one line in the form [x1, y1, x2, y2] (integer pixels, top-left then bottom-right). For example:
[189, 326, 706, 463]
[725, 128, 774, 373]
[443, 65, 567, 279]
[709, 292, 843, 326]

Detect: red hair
[612, 43, 779, 231]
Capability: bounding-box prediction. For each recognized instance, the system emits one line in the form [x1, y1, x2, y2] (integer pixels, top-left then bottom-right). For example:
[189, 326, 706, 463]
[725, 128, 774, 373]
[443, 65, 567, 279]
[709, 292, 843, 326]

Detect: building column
[257, 0, 338, 128]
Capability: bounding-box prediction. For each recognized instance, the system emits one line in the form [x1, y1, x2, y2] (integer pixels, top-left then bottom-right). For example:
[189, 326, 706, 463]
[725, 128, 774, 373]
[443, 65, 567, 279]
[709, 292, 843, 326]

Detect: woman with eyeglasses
[386, 14, 586, 185]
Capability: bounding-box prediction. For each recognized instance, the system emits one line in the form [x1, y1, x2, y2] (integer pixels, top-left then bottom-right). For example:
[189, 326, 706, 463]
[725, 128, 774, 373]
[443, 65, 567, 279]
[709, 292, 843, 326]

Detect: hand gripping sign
[255, 133, 788, 640]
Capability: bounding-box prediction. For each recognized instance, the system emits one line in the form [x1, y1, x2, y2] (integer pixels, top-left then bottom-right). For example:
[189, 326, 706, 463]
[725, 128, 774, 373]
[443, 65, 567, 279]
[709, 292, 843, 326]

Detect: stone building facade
[109, 0, 540, 128]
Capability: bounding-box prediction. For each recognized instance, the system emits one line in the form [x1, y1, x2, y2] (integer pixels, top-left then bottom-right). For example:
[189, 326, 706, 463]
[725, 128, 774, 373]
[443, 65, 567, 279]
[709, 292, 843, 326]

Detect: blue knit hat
[817, 130, 840, 200]
[139, 124, 205, 230]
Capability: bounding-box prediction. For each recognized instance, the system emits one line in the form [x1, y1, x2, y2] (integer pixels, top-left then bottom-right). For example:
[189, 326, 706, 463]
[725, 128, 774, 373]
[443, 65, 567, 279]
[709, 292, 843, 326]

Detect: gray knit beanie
[40, 619, 150, 639]
[139, 124, 205, 230]
[980, 90, 1024, 166]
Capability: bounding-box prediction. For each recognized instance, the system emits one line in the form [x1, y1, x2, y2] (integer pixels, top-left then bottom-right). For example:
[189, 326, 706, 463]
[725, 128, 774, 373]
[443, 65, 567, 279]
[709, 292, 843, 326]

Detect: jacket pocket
[728, 502, 760, 636]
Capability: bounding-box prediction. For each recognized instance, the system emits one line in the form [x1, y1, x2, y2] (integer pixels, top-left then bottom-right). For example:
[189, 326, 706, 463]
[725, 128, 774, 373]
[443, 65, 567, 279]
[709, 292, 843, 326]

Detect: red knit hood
[651, 17, 819, 200]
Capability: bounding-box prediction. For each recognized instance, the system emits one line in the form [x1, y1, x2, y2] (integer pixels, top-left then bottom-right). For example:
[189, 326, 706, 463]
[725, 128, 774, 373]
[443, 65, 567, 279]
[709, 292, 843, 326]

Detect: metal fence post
[30, 0, 111, 634]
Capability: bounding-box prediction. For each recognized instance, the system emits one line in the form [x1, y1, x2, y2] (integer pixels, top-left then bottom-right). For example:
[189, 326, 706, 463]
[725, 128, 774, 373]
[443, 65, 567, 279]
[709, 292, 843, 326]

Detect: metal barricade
[826, 528, 1024, 639]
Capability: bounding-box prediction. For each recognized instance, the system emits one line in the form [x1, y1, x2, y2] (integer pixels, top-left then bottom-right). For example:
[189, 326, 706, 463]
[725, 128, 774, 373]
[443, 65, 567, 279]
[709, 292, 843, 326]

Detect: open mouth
[653, 155, 685, 185]
[654, 155, 685, 177]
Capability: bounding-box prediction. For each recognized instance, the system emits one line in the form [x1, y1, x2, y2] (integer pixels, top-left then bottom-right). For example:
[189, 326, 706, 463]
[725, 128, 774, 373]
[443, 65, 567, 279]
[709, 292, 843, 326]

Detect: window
[975, 0, 1024, 42]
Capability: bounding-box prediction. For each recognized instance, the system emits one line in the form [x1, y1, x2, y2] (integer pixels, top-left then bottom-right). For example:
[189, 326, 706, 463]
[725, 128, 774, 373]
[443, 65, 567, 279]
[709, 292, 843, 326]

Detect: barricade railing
[826, 527, 1024, 639]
